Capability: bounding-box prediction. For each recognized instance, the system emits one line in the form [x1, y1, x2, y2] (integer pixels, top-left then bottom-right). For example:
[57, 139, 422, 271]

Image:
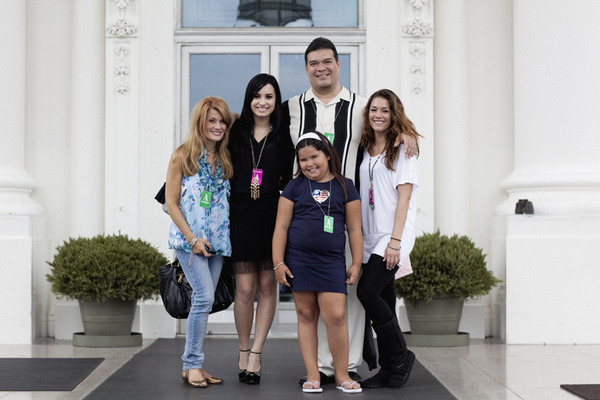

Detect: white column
[462, 0, 514, 339]
[69, 0, 106, 237]
[504, 0, 600, 343]
[0, 0, 41, 344]
[53, 0, 105, 340]
[433, 0, 469, 234]
[501, 0, 600, 215]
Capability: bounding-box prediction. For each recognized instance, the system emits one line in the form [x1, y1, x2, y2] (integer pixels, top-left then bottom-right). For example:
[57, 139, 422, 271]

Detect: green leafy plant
[46, 234, 168, 302]
[395, 230, 501, 305]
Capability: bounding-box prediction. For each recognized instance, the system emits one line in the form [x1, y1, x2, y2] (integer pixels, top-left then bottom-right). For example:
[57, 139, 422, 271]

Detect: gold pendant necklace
[250, 133, 268, 200]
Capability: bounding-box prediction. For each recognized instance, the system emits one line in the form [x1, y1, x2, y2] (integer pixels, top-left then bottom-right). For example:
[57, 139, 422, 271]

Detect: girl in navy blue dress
[272, 132, 363, 394]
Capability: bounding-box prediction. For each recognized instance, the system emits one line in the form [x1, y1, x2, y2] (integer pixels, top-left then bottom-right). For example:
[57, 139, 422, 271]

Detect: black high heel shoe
[238, 349, 250, 382]
[245, 351, 261, 385]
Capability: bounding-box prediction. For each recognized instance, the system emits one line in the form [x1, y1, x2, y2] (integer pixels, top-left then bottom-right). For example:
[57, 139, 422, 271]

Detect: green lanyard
[308, 179, 333, 234]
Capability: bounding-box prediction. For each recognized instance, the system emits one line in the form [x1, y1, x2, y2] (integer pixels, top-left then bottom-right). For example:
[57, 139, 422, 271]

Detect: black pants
[358, 253, 410, 374]
[357, 254, 398, 326]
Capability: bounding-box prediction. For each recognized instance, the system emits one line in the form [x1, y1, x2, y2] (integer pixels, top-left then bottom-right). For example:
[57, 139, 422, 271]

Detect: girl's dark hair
[295, 131, 348, 201]
[360, 89, 422, 170]
[239, 73, 282, 136]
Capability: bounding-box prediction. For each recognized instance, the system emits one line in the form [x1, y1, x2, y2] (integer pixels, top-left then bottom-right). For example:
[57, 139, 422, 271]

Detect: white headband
[296, 132, 322, 146]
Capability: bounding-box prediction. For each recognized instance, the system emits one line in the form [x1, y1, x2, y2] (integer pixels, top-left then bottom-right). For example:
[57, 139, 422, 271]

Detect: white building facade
[1, 0, 599, 345]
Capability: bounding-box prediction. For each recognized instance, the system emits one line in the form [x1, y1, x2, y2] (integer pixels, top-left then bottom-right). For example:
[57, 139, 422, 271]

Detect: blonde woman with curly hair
[165, 96, 233, 388]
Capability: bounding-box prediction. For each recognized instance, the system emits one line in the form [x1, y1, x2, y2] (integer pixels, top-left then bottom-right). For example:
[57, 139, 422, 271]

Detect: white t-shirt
[359, 145, 418, 266]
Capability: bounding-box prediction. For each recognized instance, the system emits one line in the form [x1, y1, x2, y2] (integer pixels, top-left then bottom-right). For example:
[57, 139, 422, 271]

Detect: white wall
[26, 0, 76, 340]
[136, 0, 177, 256]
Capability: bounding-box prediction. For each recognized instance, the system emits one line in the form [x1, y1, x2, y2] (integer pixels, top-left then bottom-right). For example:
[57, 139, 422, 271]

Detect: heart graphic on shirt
[312, 189, 330, 203]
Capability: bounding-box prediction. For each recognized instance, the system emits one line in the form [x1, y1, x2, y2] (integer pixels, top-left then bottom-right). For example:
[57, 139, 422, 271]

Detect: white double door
[176, 43, 358, 335]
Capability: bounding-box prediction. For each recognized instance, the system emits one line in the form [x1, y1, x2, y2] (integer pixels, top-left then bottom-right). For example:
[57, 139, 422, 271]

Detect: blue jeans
[175, 249, 223, 370]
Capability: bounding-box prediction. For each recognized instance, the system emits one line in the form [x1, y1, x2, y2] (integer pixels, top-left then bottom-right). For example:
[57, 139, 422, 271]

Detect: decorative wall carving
[107, 0, 136, 94]
[106, 0, 137, 37]
[402, 1, 433, 95]
[402, 0, 433, 37]
[115, 45, 130, 94]
[409, 45, 425, 94]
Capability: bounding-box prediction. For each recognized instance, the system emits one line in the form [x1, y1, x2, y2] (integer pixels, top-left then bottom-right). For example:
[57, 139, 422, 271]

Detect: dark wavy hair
[295, 131, 348, 200]
[238, 73, 283, 136]
[360, 89, 422, 170]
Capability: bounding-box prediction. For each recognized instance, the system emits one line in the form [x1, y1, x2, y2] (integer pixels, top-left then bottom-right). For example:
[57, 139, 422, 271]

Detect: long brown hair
[174, 97, 233, 179]
[360, 89, 422, 170]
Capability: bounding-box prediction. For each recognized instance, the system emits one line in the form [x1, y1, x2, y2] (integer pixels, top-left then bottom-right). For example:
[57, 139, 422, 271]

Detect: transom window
[181, 0, 358, 28]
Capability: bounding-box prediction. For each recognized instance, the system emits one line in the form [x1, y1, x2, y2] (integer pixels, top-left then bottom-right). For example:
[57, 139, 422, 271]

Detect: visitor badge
[323, 215, 334, 234]
[251, 168, 263, 186]
[200, 190, 212, 208]
[323, 132, 334, 143]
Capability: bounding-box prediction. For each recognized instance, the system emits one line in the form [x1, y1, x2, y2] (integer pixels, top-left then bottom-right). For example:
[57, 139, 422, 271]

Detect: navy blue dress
[281, 176, 360, 294]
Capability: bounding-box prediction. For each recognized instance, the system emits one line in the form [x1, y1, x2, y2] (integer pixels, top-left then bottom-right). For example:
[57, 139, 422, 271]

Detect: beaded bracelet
[387, 243, 401, 251]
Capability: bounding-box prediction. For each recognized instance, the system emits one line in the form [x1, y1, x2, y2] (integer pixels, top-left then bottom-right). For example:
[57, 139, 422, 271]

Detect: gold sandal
[181, 369, 207, 388]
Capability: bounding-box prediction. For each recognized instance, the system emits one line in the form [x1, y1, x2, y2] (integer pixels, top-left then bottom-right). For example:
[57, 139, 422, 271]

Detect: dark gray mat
[85, 338, 457, 399]
[561, 384, 600, 400]
[0, 358, 103, 391]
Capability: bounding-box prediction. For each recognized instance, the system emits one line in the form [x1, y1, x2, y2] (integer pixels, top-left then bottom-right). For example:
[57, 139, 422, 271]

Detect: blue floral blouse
[168, 151, 231, 256]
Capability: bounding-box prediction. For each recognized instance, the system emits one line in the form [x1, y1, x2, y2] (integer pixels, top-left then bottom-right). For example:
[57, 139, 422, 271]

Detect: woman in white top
[356, 89, 421, 389]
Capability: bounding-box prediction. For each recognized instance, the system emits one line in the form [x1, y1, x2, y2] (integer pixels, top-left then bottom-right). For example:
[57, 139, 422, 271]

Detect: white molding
[105, 0, 139, 236]
[396, 1, 435, 235]
[174, 30, 366, 44]
[106, 0, 137, 38]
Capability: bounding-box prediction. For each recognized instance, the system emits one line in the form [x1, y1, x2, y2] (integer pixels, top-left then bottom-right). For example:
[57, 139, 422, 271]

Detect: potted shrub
[395, 230, 500, 345]
[46, 233, 168, 346]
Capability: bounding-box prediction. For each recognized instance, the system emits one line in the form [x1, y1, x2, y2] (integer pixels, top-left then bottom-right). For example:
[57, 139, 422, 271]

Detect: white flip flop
[302, 381, 323, 393]
[336, 381, 362, 393]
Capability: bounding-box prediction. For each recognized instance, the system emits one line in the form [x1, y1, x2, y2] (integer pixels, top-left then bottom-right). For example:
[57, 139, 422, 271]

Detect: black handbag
[158, 258, 235, 318]
[212, 260, 235, 313]
[155, 182, 166, 204]
[158, 259, 192, 318]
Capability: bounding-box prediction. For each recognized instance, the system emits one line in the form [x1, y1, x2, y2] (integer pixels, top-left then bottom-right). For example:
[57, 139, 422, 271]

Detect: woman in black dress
[228, 74, 294, 384]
